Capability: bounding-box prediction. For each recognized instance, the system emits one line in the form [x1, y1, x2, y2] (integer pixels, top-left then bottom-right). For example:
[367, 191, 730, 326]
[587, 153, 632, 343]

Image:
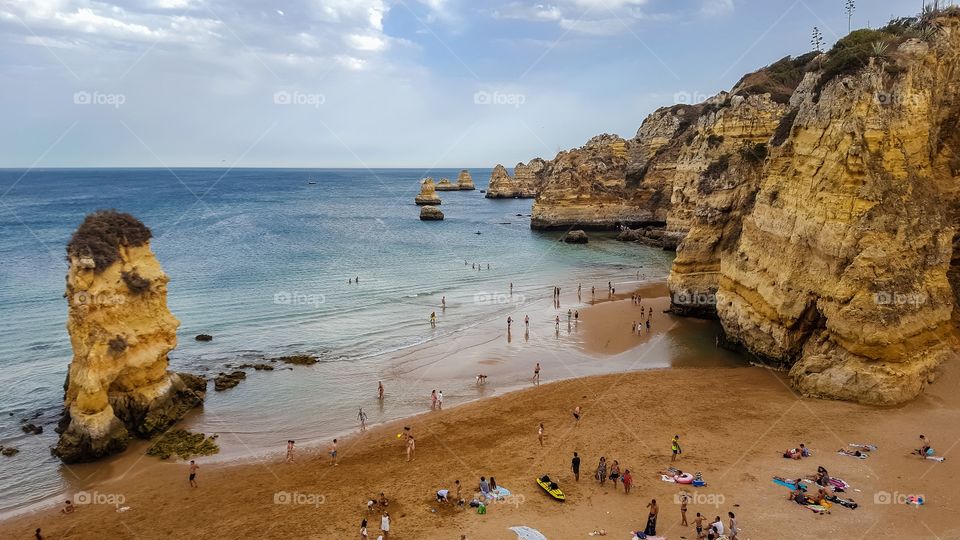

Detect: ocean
[0, 167, 729, 514]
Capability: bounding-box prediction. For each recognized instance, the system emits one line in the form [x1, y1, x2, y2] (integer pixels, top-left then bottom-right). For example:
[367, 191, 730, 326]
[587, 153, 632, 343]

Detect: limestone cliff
[54, 211, 205, 463]
[485, 161, 545, 198]
[507, 10, 960, 405]
[457, 169, 476, 190]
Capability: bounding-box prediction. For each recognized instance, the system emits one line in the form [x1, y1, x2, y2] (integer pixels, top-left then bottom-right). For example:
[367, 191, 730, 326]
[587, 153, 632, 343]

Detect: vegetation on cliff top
[146, 429, 219, 460]
[734, 52, 819, 104]
[67, 210, 152, 272]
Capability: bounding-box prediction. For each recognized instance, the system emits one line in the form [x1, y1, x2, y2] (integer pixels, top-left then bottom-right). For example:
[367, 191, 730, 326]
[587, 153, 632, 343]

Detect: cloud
[700, 0, 734, 16]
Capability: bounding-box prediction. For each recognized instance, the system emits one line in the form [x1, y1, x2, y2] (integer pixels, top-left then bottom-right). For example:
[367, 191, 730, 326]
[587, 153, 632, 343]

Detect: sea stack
[485, 161, 544, 198]
[456, 169, 476, 190]
[415, 178, 442, 205]
[54, 210, 205, 463]
[435, 178, 458, 191]
[419, 206, 444, 220]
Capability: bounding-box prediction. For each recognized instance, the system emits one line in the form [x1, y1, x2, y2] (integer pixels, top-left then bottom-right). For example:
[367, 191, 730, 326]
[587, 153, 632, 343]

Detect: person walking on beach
[358, 408, 368, 431]
[538, 423, 545, 446]
[596, 457, 607, 486]
[671, 435, 682, 462]
[380, 511, 390, 539]
[431, 390, 437, 410]
[622, 469, 633, 494]
[680, 493, 689, 526]
[533, 363, 541, 385]
[645, 499, 659, 535]
[360, 518, 369, 539]
[572, 452, 581, 481]
[609, 460, 621, 489]
[646, 319, 651, 332]
[694, 513, 706, 537]
[378, 381, 384, 400]
[437, 390, 443, 410]
[330, 439, 339, 466]
[188, 460, 199, 488]
[286, 440, 295, 462]
[406, 435, 415, 462]
[728, 511, 738, 540]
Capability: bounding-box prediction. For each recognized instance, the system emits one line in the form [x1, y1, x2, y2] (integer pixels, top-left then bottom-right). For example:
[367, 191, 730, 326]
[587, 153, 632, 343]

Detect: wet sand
[3, 290, 957, 539]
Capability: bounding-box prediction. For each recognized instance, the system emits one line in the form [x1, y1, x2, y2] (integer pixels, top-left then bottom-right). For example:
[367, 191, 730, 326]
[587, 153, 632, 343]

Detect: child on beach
[330, 439, 339, 466]
[671, 435, 682, 462]
[622, 469, 632, 494]
[61, 500, 75, 514]
[358, 408, 368, 431]
[694, 513, 705, 537]
[286, 440, 295, 462]
[538, 423, 545, 446]
[437, 390, 443, 410]
[188, 460, 199, 488]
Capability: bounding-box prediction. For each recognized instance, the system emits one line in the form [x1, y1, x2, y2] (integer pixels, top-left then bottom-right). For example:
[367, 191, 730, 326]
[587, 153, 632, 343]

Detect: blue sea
[0, 168, 735, 514]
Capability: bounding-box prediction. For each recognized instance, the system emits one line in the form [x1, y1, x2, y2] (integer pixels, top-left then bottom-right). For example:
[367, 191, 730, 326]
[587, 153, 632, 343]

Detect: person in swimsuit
[538, 423, 544, 446]
[609, 460, 621, 489]
[680, 493, 689, 525]
[524, 315, 529, 328]
[358, 408, 368, 431]
[572, 406, 581, 426]
[188, 460, 199, 487]
[621, 469, 633, 494]
[406, 436, 415, 462]
[596, 457, 607, 486]
[330, 439, 338, 466]
[286, 440, 295, 462]
[694, 513, 705, 538]
[533, 363, 541, 385]
[645, 499, 659, 535]
[378, 381, 384, 400]
[431, 390, 437, 410]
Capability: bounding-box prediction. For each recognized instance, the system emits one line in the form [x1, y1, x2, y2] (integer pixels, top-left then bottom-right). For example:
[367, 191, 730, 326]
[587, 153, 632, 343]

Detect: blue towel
[509, 526, 547, 540]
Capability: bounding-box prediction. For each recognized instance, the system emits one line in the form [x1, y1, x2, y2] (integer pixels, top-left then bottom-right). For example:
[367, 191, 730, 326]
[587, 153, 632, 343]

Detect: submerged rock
[54, 211, 205, 464]
[1, 446, 19, 457]
[21, 423, 43, 435]
[415, 178, 442, 205]
[214, 371, 246, 391]
[146, 429, 219, 460]
[420, 206, 444, 221]
[195, 334, 213, 341]
[277, 354, 319, 366]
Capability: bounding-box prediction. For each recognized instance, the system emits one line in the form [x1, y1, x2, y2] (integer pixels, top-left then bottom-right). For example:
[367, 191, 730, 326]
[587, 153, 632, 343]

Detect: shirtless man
[330, 439, 339, 466]
[378, 381, 384, 400]
[406, 436, 416, 462]
[533, 363, 541, 385]
[188, 460, 199, 487]
[572, 406, 582, 426]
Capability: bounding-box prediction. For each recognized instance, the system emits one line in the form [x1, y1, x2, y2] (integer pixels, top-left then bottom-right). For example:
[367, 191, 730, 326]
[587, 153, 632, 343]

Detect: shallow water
[0, 168, 711, 514]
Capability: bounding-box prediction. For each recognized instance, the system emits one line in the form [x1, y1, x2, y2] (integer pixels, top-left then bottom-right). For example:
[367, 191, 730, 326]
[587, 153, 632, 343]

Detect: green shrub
[812, 29, 904, 98]
[67, 210, 152, 272]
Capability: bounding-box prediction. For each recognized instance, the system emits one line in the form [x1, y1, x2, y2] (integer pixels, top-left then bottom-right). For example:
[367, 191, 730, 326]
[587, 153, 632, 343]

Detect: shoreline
[3, 360, 957, 539]
[1, 278, 731, 519]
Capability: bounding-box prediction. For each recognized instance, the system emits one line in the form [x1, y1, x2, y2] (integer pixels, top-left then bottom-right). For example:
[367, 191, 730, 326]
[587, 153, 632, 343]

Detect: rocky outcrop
[420, 206, 444, 220]
[457, 170, 476, 190]
[485, 161, 545, 198]
[415, 179, 442, 205]
[214, 371, 246, 391]
[435, 178, 458, 191]
[562, 230, 589, 244]
[54, 211, 205, 463]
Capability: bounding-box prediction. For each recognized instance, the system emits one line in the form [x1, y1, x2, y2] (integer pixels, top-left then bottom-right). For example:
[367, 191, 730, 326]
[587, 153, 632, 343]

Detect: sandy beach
[2, 290, 957, 540]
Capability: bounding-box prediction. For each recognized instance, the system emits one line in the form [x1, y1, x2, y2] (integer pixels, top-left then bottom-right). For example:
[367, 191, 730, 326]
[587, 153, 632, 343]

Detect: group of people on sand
[360, 496, 391, 540]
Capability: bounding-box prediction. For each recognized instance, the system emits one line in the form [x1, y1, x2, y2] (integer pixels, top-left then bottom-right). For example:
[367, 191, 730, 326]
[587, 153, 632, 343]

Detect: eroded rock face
[415, 178, 442, 205]
[435, 178, 458, 191]
[457, 169, 476, 190]
[420, 206, 444, 220]
[485, 161, 544, 198]
[54, 211, 204, 463]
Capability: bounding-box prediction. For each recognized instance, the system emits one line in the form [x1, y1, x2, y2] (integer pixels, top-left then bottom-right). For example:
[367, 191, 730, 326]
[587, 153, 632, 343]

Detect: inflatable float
[536, 475, 565, 501]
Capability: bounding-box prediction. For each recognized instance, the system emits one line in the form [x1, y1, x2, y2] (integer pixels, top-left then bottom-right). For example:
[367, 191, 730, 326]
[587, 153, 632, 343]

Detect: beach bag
[926, 448, 936, 456]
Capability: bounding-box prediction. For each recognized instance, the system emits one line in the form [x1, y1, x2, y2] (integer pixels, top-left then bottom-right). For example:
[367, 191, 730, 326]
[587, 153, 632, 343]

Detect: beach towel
[925, 455, 946, 462]
[491, 486, 512, 500]
[773, 477, 810, 490]
[837, 450, 868, 459]
[660, 474, 676, 483]
[828, 477, 850, 491]
[509, 526, 547, 540]
[849, 443, 877, 451]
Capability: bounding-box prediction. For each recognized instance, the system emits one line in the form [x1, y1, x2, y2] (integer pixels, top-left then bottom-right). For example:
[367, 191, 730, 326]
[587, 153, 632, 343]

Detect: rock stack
[485, 161, 544, 198]
[415, 178, 442, 205]
[54, 210, 206, 463]
[435, 178, 458, 191]
[456, 170, 476, 190]
[420, 206, 444, 221]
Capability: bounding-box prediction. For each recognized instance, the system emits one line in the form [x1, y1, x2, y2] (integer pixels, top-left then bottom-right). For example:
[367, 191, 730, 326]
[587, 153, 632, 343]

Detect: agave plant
[871, 40, 890, 57]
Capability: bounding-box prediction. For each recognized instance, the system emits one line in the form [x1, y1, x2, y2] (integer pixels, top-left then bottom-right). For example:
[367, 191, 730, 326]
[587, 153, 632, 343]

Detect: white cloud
[346, 33, 387, 52]
[701, 0, 734, 16]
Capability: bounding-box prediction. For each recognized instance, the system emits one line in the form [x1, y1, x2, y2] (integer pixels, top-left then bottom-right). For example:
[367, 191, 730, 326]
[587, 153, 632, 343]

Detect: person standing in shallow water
[533, 362, 541, 385]
[358, 408, 367, 431]
[378, 381, 384, 400]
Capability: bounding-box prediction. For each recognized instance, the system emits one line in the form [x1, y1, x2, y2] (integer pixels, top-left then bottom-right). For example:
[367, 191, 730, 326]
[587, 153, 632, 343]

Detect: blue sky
[0, 0, 923, 168]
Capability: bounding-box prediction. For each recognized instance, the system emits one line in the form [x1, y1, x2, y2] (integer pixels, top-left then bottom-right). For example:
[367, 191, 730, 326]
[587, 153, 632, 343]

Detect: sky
[0, 0, 924, 168]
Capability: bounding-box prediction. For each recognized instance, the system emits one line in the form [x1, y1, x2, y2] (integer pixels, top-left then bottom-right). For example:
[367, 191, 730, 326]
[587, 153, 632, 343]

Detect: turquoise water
[0, 168, 684, 513]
